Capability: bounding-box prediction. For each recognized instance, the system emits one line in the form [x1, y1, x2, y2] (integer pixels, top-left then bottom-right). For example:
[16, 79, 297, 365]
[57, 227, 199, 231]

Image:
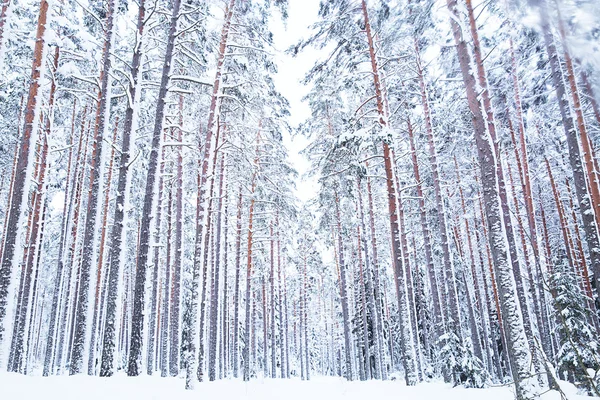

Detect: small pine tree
[551, 259, 600, 395]
[438, 331, 487, 388]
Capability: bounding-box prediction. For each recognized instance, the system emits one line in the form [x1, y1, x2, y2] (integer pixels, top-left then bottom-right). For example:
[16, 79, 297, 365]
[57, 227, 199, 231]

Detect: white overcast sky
[270, 0, 322, 205]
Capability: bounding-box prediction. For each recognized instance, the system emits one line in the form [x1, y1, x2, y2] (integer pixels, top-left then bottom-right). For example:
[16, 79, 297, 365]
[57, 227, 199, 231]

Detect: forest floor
[0, 372, 590, 400]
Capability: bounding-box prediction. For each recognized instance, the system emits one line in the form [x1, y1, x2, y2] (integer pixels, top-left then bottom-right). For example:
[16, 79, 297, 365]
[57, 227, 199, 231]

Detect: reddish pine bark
[564, 179, 596, 324]
[545, 158, 578, 274]
[0, 0, 49, 344]
[534, 0, 600, 302]
[10, 45, 59, 372]
[88, 119, 119, 375]
[556, 15, 600, 235]
[361, 0, 417, 383]
[447, 0, 536, 395]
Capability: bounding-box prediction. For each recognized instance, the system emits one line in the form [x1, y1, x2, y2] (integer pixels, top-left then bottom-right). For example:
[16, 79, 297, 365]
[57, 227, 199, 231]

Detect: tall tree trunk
[504, 102, 553, 357]
[414, 41, 460, 333]
[11, 133, 48, 372]
[356, 177, 382, 379]
[148, 148, 167, 375]
[262, 276, 268, 378]
[24, 198, 48, 374]
[160, 181, 173, 378]
[196, 126, 223, 381]
[232, 185, 243, 378]
[70, 0, 116, 373]
[88, 119, 118, 375]
[0, 0, 49, 345]
[365, 170, 387, 379]
[0, 0, 10, 58]
[333, 188, 355, 381]
[146, 138, 168, 375]
[184, 0, 235, 389]
[533, 0, 600, 301]
[276, 212, 287, 378]
[56, 119, 92, 373]
[269, 222, 277, 378]
[44, 100, 80, 376]
[11, 45, 58, 372]
[169, 94, 184, 377]
[220, 178, 230, 377]
[302, 253, 309, 380]
[100, 0, 146, 377]
[208, 149, 226, 381]
[556, 11, 600, 235]
[463, 3, 541, 382]
[360, 0, 417, 384]
[0, 128, 21, 265]
[356, 225, 371, 380]
[454, 157, 494, 375]
[242, 131, 261, 382]
[405, 101, 444, 342]
[394, 170, 422, 379]
[243, 155, 259, 382]
[126, 0, 181, 376]
[475, 178, 510, 377]
[283, 249, 291, 378]
[446, 0, 538, 397]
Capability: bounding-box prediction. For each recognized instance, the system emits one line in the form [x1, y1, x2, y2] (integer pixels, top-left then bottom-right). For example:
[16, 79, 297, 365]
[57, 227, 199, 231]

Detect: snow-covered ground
[0, 373, 591, 400]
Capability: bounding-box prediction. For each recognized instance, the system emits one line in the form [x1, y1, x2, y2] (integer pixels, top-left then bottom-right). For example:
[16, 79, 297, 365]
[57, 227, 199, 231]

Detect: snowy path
[0, 373, 589, 400]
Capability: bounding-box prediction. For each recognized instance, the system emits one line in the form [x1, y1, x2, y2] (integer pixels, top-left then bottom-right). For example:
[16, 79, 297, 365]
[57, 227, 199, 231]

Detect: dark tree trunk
[70, 0, 116, 374]
[356, 177, 382, 379]
[88, 119, 118, 375]
[232, 185, 243, 378]
[333, 189, 354, 381]
[361, 0, 417, 384]
[44, 100, 80, 377]
[0, 0, 49, 345]
[208, 150, 226, 381]
[243, 136, 260, 382]
[100, 0, 147, 377]
[269, 222, 277, 378]
[126, 0, 181, 376]
[446, 0, 537, 397]
[169, 94, 184, 377]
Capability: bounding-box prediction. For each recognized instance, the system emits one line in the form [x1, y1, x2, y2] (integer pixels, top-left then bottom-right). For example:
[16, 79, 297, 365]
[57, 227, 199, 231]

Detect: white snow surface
[0, 373, 592, 400]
